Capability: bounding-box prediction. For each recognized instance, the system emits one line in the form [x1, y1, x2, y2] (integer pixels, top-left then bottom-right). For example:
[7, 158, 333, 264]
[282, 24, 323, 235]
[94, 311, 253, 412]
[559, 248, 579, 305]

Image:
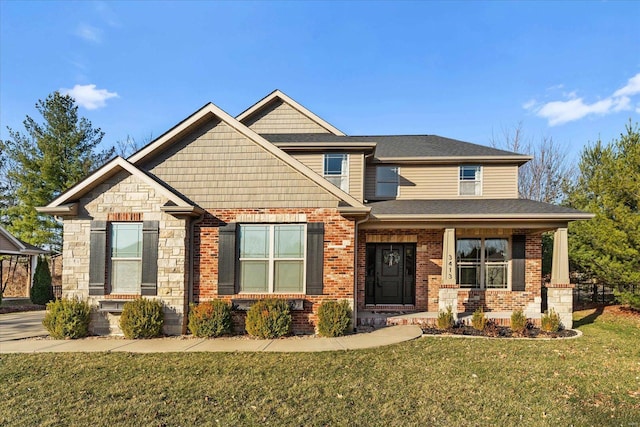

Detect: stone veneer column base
[439, 285, 459, 320]
[545, 283, 574, 329]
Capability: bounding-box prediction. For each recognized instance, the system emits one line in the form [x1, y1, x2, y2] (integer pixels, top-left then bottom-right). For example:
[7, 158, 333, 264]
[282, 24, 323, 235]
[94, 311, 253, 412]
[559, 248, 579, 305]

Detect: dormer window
[459, 165, 482, 196]
[324, 154, 349, 192]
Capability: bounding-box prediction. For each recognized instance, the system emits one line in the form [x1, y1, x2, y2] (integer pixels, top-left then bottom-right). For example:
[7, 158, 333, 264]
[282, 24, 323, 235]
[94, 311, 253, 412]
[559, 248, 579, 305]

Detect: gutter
[188, 213, 205, 306]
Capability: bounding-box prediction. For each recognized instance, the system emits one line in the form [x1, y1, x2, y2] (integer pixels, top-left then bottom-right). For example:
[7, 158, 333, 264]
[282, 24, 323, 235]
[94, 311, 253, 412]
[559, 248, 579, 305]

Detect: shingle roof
[261, 133, 528, 159]
[366, 199, 592, 218]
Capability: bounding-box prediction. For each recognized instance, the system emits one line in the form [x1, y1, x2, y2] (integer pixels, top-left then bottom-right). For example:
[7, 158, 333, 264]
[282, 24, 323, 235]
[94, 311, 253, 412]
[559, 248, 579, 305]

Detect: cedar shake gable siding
[242, 99, 332, 134]
[139, 118, 340, 209]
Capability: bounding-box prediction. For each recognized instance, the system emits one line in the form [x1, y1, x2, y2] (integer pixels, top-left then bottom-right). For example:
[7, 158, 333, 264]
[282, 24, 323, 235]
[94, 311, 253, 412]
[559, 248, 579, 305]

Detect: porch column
[439, 228, 458, 318]
[441, 228, 456, 285]
[547, 227, 573, 329]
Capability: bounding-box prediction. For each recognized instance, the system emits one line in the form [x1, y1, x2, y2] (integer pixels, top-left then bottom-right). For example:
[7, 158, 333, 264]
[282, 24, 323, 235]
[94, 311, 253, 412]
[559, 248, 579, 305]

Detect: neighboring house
[0, 225, 48, 298]
[37, 90, 592, 335]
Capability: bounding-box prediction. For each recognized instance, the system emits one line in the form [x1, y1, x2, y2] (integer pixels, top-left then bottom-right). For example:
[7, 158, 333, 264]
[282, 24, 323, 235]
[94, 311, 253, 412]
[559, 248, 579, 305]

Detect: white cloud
[60, 84, 119, 110]
[525, 72, 640, 126]
[75, 23, 102, 43]
[613, 73, 640, 97]
[522, 99, 537, 110]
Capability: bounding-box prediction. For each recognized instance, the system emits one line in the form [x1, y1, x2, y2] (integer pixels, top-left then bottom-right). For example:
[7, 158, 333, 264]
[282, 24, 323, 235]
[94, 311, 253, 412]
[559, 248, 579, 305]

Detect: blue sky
[1, 1, 639, 161]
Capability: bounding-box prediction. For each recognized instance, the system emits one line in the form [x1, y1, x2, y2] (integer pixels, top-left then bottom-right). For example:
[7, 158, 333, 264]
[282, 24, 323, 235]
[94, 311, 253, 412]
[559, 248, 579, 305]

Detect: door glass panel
[405, 246, 414, 277]
[382, 248, 401, 276]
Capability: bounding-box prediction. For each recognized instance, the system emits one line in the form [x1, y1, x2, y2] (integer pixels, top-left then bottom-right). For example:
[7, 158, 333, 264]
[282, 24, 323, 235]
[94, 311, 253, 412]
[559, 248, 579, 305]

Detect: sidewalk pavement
[0, 323, 423, 354]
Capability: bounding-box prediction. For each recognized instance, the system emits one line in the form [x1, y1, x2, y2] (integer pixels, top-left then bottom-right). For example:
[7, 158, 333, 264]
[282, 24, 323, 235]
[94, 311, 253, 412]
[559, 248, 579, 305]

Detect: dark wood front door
[365, 243, 415, 305]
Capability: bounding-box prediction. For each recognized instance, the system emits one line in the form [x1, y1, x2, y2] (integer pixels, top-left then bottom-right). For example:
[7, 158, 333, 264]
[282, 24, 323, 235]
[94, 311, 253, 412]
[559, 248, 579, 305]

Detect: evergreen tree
[31, 256, 53, 305]
[0, 92, 114, 250]
[567, 121, 640, 289]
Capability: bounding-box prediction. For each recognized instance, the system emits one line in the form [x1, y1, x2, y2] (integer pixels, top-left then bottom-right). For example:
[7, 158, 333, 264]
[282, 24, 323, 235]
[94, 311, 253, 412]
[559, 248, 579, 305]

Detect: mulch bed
[421, 325, 578, 339]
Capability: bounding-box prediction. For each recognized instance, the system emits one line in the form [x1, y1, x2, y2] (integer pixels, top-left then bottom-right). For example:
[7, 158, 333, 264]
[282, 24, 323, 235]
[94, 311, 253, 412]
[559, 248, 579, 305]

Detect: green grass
[1, 309, 639, 426]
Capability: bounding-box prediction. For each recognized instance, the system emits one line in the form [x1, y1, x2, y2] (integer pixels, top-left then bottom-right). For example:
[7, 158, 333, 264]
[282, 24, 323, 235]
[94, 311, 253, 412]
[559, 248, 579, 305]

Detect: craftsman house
[38, 90, 592, 335]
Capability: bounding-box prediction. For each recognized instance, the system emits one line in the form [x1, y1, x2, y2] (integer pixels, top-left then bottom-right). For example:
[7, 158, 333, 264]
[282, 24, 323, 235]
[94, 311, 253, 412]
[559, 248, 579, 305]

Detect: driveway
[0, 311, 48, 342]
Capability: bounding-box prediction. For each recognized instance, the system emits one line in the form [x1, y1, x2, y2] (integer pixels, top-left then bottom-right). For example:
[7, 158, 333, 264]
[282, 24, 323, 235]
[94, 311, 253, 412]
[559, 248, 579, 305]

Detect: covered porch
[355, 199, 593, 330]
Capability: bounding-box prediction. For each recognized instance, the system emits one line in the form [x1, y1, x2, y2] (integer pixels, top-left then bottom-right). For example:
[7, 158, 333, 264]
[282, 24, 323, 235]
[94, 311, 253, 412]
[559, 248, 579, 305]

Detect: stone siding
[61, 171, 188, 335]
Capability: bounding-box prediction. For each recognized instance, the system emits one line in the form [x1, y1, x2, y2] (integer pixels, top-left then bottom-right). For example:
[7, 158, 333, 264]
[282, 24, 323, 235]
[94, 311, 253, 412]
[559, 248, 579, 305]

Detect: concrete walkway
[0, 310, 422, 353]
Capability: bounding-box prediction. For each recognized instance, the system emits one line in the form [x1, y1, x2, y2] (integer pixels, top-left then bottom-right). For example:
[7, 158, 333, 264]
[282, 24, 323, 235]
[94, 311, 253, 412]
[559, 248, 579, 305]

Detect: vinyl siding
[243, 100, 331, 134]
[364, 164, 519, 200]
[0, 233, 17, 252]
[290, 152, 364, 202]
[141, 118, 339, 209]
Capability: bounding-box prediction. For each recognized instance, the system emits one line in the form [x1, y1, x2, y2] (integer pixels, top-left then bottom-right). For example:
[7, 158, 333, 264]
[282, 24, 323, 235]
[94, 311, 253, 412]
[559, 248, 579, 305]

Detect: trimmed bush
[31, 257, 53, 305]
[43, 297, 91, 339]
[119, 298, 164, 339]
[510, 309, 528, 335]
[317, 300, 352, 337]
[245, 299, 291, 339]
[471, 307, 487, 331]
[188, 300, 232, 337]
[541, 308, 561, 332]
[436, 306, 455, 330]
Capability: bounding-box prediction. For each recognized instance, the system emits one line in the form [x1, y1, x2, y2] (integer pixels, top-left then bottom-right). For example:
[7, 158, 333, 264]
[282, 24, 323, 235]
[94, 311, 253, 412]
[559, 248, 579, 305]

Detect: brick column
[548, 227, 573, 328]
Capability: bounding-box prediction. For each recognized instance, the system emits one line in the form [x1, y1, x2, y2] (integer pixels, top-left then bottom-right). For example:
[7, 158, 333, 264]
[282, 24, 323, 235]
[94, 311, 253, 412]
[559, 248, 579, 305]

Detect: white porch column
[439, 228, 458, 318]
[547, 227, 573, 329]
[442, 228, 456, 285]
[550, 227, 569, 285]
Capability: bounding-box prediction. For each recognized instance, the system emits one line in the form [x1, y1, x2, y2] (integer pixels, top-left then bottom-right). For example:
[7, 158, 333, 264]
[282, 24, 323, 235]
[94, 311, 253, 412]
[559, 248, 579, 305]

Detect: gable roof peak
[236, 89, 346, 136]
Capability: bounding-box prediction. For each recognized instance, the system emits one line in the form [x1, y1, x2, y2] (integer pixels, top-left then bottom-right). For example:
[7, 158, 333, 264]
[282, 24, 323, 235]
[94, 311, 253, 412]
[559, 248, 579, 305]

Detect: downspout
[188, 213, 205, 306]
[353, 213, 370, 331]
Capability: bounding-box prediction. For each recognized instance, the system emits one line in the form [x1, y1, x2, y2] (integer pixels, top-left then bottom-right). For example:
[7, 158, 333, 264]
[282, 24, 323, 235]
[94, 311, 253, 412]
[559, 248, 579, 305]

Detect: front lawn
[1, 307, 639, 426]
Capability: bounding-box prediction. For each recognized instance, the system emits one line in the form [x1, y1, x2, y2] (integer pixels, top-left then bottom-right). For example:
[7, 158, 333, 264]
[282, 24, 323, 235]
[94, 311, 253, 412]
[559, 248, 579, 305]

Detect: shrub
[245, 299, 291, 339]
[510, 309, 528, 335]
[471, 307, 487, 331]
[541, 308, 561, 332]
[317, 300, 352, 337]
[43, 297, 91, 339]
[31, 257, 53, 305]
[119, 298, 164, 339]
[188, 300, 232, 337]
[436, 306, 455, 330]
[615, 290, 640, 311]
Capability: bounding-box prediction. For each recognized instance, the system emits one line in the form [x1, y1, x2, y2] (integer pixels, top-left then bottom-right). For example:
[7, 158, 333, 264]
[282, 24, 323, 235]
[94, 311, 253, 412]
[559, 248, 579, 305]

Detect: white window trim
[238, 224, 307, 294]
[323, 153, 349, 192]
[456, 236, 511, 290]
[110, 222, 143, 294]
[459, 165, 482, 196]
[375, 166, 400, 198]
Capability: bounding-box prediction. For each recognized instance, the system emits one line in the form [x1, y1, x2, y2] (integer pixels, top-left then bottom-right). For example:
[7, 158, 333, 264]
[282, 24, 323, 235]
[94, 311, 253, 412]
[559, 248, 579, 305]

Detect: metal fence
[52, 285, 62, 300]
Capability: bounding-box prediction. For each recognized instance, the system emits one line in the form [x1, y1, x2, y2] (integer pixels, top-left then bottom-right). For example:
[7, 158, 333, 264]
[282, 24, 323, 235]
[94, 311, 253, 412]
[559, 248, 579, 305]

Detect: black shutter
[511, 235, 526, 291]
[141, 221, 159, 296]
[89, 221, 107, 296]
[218, 223, 237, 295]
[306, 223, 325, 295]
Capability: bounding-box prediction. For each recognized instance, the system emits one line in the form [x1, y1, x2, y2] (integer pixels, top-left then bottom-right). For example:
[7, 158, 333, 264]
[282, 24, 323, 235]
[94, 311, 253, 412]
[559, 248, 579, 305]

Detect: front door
[365, 244, 415, 305]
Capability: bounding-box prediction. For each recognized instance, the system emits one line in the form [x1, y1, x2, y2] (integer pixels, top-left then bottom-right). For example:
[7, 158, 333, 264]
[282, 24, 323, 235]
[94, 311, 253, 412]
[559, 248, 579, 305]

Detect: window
[459, 165, 482, 196]
[324, 154, 349, 192]
[376, 166, 399, 198]
[110, 223, 143, 294]
[239, 224, 306, 293]
[456, 238, 509, 289]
